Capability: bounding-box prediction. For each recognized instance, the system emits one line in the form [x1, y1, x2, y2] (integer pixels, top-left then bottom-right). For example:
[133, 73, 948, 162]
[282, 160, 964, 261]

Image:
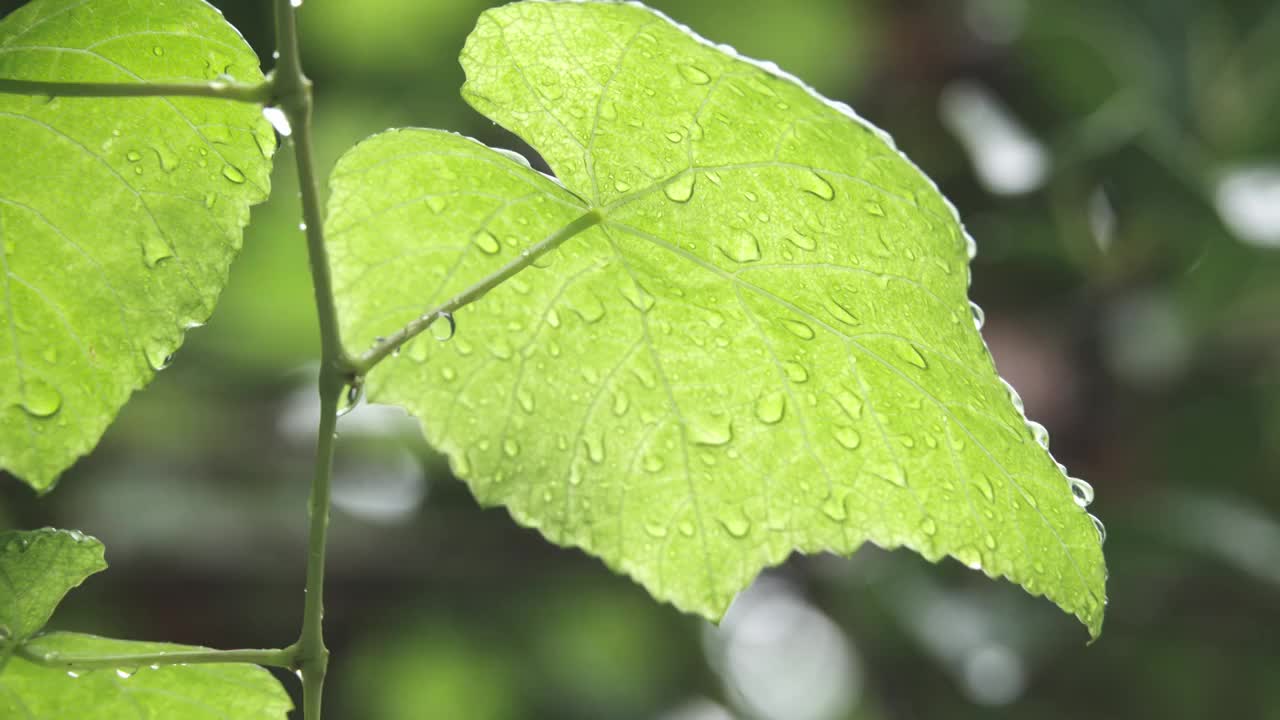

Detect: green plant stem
[296, 372, 340, 719]
[356, 208, 604, 373]
[272, 1, 350, 718]
[0, 77, 271, 103]
[17, 644, 296, 671]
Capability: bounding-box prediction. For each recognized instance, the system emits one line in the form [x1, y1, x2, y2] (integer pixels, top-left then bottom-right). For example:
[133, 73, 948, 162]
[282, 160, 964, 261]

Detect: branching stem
[272, 1, 351, 718]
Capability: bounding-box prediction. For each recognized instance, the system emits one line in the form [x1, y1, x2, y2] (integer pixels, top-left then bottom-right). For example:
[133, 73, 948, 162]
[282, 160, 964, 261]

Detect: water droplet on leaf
[783, 319, 815, 340]
[663, 173, 696, 203]
[754, 392, 786, 424]
[801, 170, 834, 200]
[717, 508, 751, 537]
[584, 430, 606, 463]
[833, 426, 861, 450]
[677, 63, 711, 85]
[718, 231, 761, 263]
[691, 414, 732, 446]
[473, 230, 500, 254]
[221, 164, 246, 184]
[782, 361, 809, 383]
[18, 378, 62, 418]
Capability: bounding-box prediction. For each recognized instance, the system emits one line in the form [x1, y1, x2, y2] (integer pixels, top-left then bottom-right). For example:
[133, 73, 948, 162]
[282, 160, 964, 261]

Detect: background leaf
[328, 1, 1107, 636]
[0, 632, 292, 719]
[0, 0, 274, 490]
[0, 528, 104, 647]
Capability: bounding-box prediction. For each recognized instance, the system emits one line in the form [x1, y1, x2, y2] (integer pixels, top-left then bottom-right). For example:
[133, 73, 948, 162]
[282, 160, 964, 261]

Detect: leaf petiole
[17, 643, 298, 671]
[0, 77, 273, 103]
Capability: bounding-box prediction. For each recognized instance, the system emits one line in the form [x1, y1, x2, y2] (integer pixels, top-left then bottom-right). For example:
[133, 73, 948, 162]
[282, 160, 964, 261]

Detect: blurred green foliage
[3, 0, 1278, 718]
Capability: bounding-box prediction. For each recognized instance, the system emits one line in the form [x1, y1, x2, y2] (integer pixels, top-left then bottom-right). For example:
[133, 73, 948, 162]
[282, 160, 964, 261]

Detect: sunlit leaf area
[3, 0, 1278, 718]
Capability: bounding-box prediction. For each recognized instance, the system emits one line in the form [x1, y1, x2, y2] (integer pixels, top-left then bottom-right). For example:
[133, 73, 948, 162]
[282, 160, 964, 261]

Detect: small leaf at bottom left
[1, 633, 293, 719]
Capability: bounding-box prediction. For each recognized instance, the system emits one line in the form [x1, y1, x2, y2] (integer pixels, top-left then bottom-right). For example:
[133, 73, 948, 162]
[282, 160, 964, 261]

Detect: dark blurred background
[3, 0, 1280, 718]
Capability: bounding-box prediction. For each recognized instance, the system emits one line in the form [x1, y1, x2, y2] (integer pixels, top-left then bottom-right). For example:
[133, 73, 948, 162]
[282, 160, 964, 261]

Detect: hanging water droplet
[337, 379, 363, 417]
[1090, 514, 1106, 544]
[754, 391, 786, 424]
[969, 301, 985, 330]
[663, 173, 696, 203]
[677, 63, 712, 85]
[289, 0, 302, 7]
[17, 378, 62, 418]
[473, 230, 500, 254]
[144, 341, 173, 370]
[1069, 477, 1094, 508]
[262, 106, 292, 137]
[800, 170, 835, 200]
[221, 164, 246, 183]
[1027, 420, 1050, 449]
[1000, 378, 1025, 414]
[431, 312, 456, 341]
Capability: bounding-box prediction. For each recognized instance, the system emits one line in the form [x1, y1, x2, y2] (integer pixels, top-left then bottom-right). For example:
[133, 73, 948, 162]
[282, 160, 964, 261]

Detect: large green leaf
[0, 633, 292, 719]
[328, 1, 1106, 635]
[0, 0, 274, 490]
[0, 528, 105, 647]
